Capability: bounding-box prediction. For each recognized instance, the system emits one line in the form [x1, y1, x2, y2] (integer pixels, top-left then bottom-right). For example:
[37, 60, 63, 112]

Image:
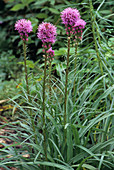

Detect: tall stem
[89, 0, 113, 143]
[48, 62, 52, 116]
[42, 54, 47, 161]
[23, 41, 38, 145]
[90, 0, 114, 83]
[64, 36, 70, 139]
[89, 0, 103, 76]
[73, 42, 78, 101]
[49, 62, 52, 102]
[23, 42, 30, 100]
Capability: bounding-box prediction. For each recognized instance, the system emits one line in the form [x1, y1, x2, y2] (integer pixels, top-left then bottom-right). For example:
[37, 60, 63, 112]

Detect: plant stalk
[89, 0, 114, 144]
[89, 1, 114, 83]
[73, 42, 78, 102]
[49, 62, 52, 103]
[64, 36, 70, 139]
[48, 61, 53, 117]
[23, 41, 38, 145]
[23, 42, 30, 100]
[89, 0, 104, 76]
[42, 54, 47, 161]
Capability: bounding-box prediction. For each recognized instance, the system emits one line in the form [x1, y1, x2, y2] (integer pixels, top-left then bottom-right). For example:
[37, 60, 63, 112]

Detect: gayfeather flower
[46, 47, 55, 62]
[38, 24, 56, 159]
[73, 19, 86, 41]
[15, 19, 32, 41]
[61, 7, 80, 29]
[74, 19, 86, 29]
[37, 22, 57, 45]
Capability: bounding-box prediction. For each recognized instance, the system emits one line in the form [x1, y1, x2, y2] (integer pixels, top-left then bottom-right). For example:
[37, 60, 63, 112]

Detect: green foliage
[0, 0, 114, 170]
[0, 50, 22, 81]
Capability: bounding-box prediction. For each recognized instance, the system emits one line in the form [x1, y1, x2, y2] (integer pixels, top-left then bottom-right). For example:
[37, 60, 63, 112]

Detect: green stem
[23, 42, 30, 100]
[64, 36, 70, 139]
[89, 0, 104, 76]
[49, 62, 52, 103]
[76, 155, 93, 170]
[48, 61, 53, 116]
[23, 41, 38, 145]
[43, 54, 47, 161]
[89, 0, 113, 143]
[90, 1, 114, 83]
[73, 42, 78, 102]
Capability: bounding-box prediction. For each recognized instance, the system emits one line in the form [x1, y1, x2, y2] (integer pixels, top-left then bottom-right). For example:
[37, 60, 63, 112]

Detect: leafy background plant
[0, 0, 114, 170]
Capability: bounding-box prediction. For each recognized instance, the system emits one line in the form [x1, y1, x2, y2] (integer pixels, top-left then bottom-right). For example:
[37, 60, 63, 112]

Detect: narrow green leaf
[93, 85, 114, 109]
[49, 138, 64, 161]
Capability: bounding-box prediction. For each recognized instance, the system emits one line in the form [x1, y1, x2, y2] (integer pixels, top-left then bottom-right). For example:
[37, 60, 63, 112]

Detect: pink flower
[72, 19, 86, 41]
[74, 19, 86, 29]
[37, 22, 57, 44]
[46, 47, 55, 62]
[15, 19, 32, 41]
[61, 7, 80, 27]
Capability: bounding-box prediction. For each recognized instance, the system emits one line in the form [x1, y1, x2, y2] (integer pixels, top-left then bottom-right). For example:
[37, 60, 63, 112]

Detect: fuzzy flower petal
[15, 19, 32, 41]
[46, 47, 55, 62]
[61, 7, 80, 27]
[47, 47, 55, 56]
[72, 19, 86, 41]
[37, 22, 57, 44]
[74, 19, 86, 29]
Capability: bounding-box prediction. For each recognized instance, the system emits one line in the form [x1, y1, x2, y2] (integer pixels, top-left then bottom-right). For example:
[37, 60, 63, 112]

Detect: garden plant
[0, 0, 114, 170]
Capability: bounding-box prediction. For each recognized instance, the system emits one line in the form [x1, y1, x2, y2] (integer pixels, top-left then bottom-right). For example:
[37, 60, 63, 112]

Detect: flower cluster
[46, 47, 55, 62]
[61, 7, 80, 27]
[74, 19, 86, 29]
[61, 7, 86, 41]
[37, 22, 57, 45]
[73, 19, 86, 41]
[15, 19, 32, 41]
[37, 22, 56, 61]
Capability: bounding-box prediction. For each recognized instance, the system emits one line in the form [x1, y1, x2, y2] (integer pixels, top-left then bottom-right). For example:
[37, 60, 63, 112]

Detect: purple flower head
[15, 19, 32, 41]
[37, 22, 57, 44]
[73, 19, 86, 41]
[61, 7, 80, 27]
[74, 19, 86, 29]
[46, 47, 55, 62]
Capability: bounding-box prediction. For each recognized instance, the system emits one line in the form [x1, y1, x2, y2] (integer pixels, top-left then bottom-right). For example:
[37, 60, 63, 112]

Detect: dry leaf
[0, 138, 6, 148]
[0, 105, 13, 112]
[22, 151, 30, 158]
[0, 99, 9, 104]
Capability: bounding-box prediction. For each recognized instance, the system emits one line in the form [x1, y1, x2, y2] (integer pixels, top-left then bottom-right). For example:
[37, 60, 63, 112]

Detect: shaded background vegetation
[0, 1, 114, 169]
[0, 0, 113, 82]
[0, 0, 113, 105]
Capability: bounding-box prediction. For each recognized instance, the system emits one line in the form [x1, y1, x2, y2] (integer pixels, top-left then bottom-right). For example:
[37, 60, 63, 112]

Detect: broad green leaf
[50, 0, 55, 5]
[21, 0, 35, 5]
[18, 60, 35, 68]
[10, 4, 25, 11]
[33, 0, 48, 5]
[54, 48, 67, 56]
[36, 13, 48, 19]
[48, 8, 59, 14]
